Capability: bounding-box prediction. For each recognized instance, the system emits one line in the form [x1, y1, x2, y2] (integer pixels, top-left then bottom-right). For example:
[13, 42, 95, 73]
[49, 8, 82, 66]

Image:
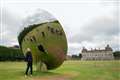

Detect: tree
[113, 51, 120, 60]
[0, 46, 24, 61]
[79, 53, 82, 59]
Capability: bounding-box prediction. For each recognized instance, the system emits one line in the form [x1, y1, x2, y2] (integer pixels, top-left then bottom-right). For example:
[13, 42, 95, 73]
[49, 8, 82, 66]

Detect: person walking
[25, 48, 33, 77]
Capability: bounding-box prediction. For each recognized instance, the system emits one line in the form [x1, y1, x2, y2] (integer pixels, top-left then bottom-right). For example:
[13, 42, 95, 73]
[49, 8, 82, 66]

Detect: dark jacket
[25, 51, 33, 62]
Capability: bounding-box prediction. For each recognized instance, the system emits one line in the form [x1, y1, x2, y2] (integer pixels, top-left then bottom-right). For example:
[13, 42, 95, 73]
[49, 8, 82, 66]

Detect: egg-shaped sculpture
[18, 10, 68, 70]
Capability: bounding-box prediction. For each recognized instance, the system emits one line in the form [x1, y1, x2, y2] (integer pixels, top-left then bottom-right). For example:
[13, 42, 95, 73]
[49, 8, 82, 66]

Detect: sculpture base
[36, 61, 47, 72]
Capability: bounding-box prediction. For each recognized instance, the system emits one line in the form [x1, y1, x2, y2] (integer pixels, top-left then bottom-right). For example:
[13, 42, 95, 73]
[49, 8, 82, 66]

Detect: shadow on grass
[33, 71, 61, 77]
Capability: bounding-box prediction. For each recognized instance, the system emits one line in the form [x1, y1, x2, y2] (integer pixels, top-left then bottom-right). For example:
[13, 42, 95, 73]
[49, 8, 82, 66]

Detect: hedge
[0, 46, 25, 61]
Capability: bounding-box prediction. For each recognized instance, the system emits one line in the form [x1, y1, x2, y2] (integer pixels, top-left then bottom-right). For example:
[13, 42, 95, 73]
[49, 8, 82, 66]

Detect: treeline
[0, 46, 25, 61]
[113, 51, 120, 60]
[71, 54, 82, 60]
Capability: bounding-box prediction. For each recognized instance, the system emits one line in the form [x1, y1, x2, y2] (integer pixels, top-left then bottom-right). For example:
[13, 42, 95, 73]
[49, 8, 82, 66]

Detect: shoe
[30, 75, 32, 77]
[25, 75, 27, 78]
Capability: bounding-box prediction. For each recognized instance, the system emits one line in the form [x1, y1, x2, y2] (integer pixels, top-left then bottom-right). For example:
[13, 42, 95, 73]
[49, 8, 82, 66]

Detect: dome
[105, 44, 112, 51]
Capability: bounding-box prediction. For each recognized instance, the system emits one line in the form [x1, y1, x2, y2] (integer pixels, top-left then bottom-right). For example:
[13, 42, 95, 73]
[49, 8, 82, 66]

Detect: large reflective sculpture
[18, 10, 68, 71]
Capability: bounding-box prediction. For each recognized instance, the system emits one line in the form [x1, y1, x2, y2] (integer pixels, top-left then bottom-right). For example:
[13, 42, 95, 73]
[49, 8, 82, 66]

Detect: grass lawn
[0, 60, 119, 80]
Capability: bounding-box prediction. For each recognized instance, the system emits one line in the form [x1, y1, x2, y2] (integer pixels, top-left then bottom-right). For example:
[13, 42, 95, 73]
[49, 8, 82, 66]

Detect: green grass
[0, 61, 119, 80]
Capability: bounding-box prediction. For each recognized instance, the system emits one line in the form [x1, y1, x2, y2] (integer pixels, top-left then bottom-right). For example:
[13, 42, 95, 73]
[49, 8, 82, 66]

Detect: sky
[0, 0, 120, 55]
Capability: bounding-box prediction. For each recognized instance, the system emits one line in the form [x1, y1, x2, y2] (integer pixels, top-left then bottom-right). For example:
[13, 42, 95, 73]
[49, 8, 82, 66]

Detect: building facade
[81, 45, 114, 60]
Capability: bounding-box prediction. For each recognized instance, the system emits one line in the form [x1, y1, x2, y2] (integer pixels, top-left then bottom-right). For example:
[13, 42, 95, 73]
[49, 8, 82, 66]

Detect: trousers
[25, 62, 33, 75]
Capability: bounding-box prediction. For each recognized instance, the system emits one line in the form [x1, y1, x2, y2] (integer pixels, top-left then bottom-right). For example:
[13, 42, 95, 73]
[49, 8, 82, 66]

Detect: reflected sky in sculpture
[21, 9, 56, 28]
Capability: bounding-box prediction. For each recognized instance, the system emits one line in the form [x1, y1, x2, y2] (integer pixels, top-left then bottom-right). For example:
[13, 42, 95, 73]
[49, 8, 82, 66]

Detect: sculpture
[18, 10, 68, 71]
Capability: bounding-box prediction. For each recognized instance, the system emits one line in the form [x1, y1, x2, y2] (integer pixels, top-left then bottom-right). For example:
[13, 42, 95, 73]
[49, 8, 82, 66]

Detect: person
[25, 48, 33, 77]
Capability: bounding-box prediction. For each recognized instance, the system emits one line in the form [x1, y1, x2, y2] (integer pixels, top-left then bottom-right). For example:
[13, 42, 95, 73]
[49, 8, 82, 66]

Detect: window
[56, 29, 59, 33]
[37, 44, 46, 53]
[30, 36, 36, 42]
[51, 28, 54, 33]
[30, 38, 33, 42]
[48, 26, 50, 30]
[41, 32, 45, 37]
[32, 36, 36, 42]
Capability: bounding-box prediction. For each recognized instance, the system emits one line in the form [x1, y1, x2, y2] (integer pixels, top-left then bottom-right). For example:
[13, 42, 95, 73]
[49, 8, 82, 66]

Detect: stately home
[81, 44, 114, 60]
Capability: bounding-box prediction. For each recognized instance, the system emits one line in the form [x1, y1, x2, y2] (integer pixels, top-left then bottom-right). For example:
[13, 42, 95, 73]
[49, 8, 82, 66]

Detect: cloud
[22, 9, 56, 28]
[69, 15, 119, 43]
[67, 14, 119, 54]
[0, 7, 23, 46]
[2, 8, 22, 31]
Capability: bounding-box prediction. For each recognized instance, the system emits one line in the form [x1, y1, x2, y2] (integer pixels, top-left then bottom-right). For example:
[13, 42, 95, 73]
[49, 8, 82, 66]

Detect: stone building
[81, 44, 114, 60]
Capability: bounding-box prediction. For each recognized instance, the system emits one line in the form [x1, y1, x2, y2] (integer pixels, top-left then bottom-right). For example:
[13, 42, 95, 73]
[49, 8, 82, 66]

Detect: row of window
[47, 26, 63, 35]
[24, 36, 36, 43]
[82, 58, 113, 60]
[23, 25, 63, 43]
[82, 54, 113, 57]
[23, 31, 45, 43]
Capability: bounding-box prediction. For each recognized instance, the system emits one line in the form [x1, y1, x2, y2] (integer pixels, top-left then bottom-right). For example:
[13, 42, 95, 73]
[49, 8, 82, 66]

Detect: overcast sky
[0, 0, 119, 55]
